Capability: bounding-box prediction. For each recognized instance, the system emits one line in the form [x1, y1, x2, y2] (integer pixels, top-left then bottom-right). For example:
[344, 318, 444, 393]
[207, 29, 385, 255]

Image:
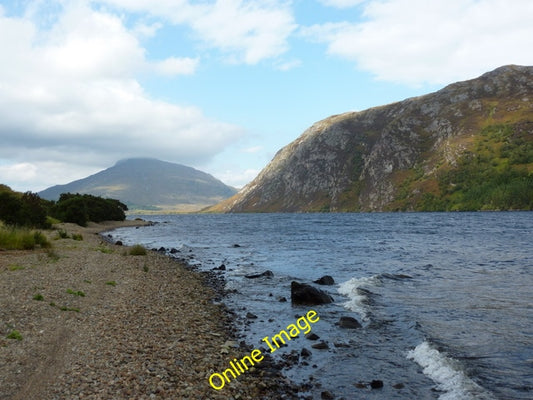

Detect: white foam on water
[407, 341, 496, 400]
[337, 275, 379, 321]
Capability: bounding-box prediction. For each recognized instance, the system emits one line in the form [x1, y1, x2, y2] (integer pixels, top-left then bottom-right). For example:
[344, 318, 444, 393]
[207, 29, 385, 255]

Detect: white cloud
[43, 3, 145, 79]
[188, 0, 296, 64]
[0, 1, 244, 191]
[154, 57, 199, 76]
[100, 0, 297, 64]
[275, 58, 302, 71]
[0, 163, 38, 184]
[133, 21, 162, 38]
[302, 0, 533, 85]
[318, 0, 366, 8]
[0, 161, 101, 192]
[212, 168, 261, 189]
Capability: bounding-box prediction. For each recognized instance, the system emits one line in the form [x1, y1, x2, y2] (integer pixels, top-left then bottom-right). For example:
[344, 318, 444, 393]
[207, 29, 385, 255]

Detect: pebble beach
[0, 220, 299, 400]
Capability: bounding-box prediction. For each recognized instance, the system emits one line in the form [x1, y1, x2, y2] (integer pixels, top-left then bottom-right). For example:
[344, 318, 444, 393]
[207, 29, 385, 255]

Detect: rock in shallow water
[311, 341, 329, 350]
[370, 380, 384, 389]
[245, 270, 273, 279]
[313, 275, 335, 285]
[291, 281, 334, 305]
[321, 390, 335, 399]
[337, 316, 361, 329]
[301, 348, 312, 358]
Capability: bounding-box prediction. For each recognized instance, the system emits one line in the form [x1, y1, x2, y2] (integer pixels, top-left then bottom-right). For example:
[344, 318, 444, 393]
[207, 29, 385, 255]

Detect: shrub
[71, 233, 83, 241]
[0, 190, 21, 225]
[50, 193, 127, 226]
[129, 244, 147, 256]
[33, 231, 51, 248]
[51, 196, 89, 226]
[0, 186, 50, 228]
[56, 229, 69, 239]
[19, 192, 49, 228]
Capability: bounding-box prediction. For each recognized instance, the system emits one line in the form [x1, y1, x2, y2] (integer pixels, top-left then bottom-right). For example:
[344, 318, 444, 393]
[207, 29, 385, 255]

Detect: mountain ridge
[209, 65, 533, 212]
[39, 158, 237, 212]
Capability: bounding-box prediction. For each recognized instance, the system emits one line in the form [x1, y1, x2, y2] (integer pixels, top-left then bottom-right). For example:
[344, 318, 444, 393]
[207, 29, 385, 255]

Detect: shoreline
[0, 220, 301, 399]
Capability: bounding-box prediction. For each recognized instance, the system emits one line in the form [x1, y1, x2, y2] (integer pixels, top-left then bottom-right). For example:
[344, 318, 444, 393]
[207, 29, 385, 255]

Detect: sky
[1, 0, 533, 192]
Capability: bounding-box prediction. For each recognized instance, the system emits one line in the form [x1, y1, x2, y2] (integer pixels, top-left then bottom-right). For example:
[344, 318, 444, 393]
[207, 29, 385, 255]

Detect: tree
[50, 193, 127, 226]
[0, 191, 21, 225]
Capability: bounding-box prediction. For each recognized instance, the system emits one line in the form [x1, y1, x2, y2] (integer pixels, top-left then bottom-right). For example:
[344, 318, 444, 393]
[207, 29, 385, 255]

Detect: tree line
[0, 185, 127, 228]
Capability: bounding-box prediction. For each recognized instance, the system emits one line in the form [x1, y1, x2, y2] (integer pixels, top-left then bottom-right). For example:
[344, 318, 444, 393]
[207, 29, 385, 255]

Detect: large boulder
[291, 281, 334, 305]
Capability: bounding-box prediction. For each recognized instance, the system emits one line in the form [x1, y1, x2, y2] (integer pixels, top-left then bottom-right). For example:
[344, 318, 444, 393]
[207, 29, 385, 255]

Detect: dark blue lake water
[105, 212, 533, 400]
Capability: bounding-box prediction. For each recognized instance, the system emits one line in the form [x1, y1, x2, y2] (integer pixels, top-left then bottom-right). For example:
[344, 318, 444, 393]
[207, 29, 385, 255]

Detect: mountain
[210, 65, 533, 212]
[39, 158, 237, 212]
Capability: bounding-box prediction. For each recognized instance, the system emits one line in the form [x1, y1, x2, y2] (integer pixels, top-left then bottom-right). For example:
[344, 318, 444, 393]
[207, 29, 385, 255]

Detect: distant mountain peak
[39, 158, 237, 212]
[114, 157, 156, 165]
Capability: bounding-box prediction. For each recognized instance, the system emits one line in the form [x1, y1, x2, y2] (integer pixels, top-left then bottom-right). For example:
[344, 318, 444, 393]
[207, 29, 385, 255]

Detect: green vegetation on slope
[401, 124, 533, 211]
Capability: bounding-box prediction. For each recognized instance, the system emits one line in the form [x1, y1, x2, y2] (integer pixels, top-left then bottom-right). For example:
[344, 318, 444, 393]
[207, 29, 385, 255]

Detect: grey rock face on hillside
[213, 65, 533, 212]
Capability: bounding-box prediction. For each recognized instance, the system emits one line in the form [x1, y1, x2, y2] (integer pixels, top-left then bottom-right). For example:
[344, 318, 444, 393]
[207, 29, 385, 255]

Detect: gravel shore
[0, 220, 300, 399]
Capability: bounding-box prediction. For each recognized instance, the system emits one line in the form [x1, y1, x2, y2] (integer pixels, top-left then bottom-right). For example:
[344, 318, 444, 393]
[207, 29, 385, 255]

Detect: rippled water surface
[107, 212, 533, 399]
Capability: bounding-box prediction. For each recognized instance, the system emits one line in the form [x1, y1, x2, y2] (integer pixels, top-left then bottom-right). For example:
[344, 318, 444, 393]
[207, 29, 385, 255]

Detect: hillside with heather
[210, 65, 533, 212]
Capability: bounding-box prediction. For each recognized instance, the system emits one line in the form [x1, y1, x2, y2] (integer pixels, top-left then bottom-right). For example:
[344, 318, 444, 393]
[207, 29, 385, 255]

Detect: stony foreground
[0, 221, 295, 399]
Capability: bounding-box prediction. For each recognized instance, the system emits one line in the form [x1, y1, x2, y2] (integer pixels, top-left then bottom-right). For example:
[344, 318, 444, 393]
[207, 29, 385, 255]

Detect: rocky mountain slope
[39, 158, 237, 212]
[210, 65, 533, 212]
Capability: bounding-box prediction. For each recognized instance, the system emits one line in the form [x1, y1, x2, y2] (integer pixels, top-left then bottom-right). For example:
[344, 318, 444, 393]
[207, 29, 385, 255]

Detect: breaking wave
[337, 275, 379, 320]
[407, 341, 495, 400]
[337, 273, 411, 320]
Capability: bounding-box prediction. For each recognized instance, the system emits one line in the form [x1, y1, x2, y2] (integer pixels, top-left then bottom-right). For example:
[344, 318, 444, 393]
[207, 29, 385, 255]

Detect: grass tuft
[66, 289, 85, 297]
[6, 330, 23, 341]
[56, 229, 69, 239]
[96, 246, 113, 254]
[129, 244, 147, 256]
[71, 233, 83, 241]
[46, 248, 60, 261]
[0, 227, 51, 250]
